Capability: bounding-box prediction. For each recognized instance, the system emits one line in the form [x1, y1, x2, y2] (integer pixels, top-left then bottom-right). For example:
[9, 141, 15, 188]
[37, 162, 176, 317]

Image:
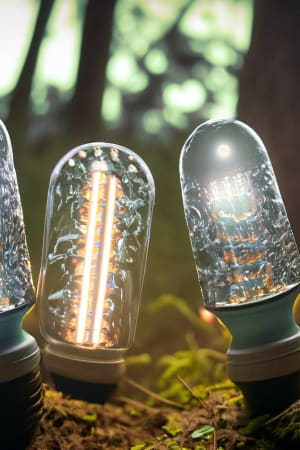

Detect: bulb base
[235, 369, 300, 416]
[0, 330, 42, 449]
[212, 288, 300, 415]
[0, 364, 43, 450]
[227, 335, 300, 416]
[50, 372, 117, 403]
[42, 343, 126, 403]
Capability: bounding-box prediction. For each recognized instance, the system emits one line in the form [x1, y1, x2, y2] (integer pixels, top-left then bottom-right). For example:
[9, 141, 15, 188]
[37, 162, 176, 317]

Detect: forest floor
[24, 303, 300, 450]
[27, 378, 300, 450]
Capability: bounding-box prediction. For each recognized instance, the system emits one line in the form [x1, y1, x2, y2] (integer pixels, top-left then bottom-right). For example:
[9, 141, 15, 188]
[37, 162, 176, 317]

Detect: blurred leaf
[191, 425, 215, 439]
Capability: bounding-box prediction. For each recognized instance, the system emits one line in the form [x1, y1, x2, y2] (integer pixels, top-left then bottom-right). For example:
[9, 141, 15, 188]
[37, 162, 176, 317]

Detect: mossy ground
[25, 297, 300, 450]
[27, 379, 300, 450]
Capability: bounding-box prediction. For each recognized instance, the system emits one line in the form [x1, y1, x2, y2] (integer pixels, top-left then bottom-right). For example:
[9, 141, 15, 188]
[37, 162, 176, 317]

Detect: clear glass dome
[180, 119, 300, 308]
[0, 121, 35, 313]
[37, 143, 154, 349]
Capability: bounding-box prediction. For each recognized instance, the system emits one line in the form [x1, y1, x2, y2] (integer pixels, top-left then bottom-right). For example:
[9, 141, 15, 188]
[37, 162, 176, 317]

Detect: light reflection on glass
[0, 121, 34, 313]
[206, 172, 273, 304]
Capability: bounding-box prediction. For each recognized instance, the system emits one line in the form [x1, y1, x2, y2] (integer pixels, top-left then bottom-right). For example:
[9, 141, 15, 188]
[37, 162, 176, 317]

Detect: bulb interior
[180, 119, 300, 308]
[38, 144, 154, 349]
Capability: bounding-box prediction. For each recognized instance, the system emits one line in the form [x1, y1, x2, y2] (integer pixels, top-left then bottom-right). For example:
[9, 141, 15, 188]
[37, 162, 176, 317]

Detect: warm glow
[217, 143, 231, 159]
[76, 169, 103, 343]
[92, 174, 117, 344]
[75, 163, 122, 346]
[199, 306, 215, 324]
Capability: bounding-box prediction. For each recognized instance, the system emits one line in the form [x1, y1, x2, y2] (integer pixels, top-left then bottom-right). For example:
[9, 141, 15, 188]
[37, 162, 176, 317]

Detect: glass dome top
[180, 119, 300, 308]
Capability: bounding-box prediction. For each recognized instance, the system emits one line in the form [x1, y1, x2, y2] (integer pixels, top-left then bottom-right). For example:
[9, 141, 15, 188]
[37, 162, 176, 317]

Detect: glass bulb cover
[0, 121, 35, 314]
[179, 119, 300, 308]
[37, 143, 154, 349]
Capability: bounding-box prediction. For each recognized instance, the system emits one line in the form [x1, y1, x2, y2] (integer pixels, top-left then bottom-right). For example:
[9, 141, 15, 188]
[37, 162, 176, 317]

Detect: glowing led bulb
[180, 119, 300, 415]
[180, 119, 300, 308]
[0, 121, 42, 449]
[37, 142, 154, 402]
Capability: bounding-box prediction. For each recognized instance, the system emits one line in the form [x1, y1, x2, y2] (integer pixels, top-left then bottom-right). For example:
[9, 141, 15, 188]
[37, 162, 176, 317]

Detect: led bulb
[180, 119, 300, 308]
[180, 119, 300, 415]
[0, 121, 42, 449]
[37, 142, 154, 402]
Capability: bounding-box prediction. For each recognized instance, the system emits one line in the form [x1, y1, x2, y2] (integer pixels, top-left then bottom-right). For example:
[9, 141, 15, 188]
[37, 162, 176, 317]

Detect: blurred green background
[1, 0, 300, 359]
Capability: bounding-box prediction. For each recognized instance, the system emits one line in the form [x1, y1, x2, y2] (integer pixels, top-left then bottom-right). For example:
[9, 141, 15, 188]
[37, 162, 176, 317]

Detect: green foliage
[156, 344, 227, 403]
[149, 294, 210, 331]
[126, 353, 152, 366]
[81, 413, 97, 423]
[161, 425, 182, 437]
[129, 408, 143, 418]
[143, 293, 228, 350]
[191, 425, 215, 439]
[129, 292, 229, 405]
[238, 415, 270, 436]
[268, 402, 300, 442]
[131, 444, 149, 450]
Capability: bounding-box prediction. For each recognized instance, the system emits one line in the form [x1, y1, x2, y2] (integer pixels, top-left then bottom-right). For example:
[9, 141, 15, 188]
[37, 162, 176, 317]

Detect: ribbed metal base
[0, 365, 43, 450]
[52, 372, 117, 403]
[236, 369, 300, 416]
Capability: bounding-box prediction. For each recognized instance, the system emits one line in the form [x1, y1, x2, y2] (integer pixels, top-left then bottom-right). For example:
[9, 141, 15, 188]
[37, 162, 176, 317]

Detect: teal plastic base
[0, 365, 43, 450]
[210, 286, 300, 416]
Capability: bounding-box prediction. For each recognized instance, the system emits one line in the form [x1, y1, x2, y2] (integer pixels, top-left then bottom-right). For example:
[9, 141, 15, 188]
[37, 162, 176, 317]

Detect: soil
[26, 379, 300, 450]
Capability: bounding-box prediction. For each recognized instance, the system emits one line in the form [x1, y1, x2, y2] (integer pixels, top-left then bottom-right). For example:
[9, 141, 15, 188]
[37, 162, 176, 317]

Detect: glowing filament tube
[76, 169, 101, 342]
[76, 167, 119, 345]
[74, 161, 122, 345]
[91, 173, 118, 345]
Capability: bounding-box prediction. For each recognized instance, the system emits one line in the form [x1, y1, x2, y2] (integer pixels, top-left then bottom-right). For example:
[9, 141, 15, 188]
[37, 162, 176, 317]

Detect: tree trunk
[7, 0, 54, 135]
[67, 0, 117, 139]
[237, 0, 300, 243]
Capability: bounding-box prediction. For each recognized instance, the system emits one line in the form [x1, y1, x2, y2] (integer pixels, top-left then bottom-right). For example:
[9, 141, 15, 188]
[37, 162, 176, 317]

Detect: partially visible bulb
[180, 119, 300, 415]
[37, 142, 154, 402]
[0, 121, 42, 449]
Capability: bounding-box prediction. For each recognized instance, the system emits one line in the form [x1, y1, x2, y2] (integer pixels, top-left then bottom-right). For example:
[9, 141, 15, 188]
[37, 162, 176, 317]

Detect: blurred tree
[237, 0, 300, 244]
[5, 0, 118, 146]
[105, 0, 251, 140]
[3, 0, 252, 144]
[6, 0, 54, 140]
[1, 0, 252, 307]
[67, 0, 117, 138]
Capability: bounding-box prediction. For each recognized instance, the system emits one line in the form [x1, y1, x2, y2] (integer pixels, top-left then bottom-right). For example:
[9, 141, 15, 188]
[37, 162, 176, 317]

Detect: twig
[176, 375, 205, 407]
[112, 395, 158, 414]
[265, 399, 300, 425]
[122, 377, 185, 409]
[213, 426, 217, 450]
